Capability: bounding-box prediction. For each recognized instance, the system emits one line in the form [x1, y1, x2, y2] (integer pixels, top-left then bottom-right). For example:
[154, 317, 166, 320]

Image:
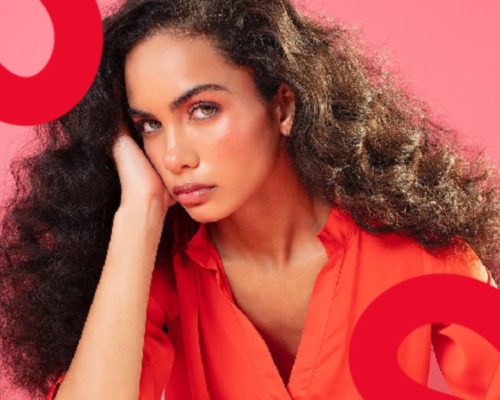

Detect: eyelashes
[135, 120, 161, 135]
[132, 101, 220, 136]
[188, 102, 219, 119]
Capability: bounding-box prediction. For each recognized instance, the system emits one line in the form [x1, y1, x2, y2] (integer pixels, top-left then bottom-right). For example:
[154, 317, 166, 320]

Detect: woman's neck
[207, 155, 331, 270]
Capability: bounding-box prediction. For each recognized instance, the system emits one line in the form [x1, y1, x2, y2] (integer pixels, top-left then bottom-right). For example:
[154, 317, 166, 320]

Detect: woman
[1, 0, 499, 398]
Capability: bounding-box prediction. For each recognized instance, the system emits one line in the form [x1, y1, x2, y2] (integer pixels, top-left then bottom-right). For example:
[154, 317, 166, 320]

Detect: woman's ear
[272, 83, 296, 137]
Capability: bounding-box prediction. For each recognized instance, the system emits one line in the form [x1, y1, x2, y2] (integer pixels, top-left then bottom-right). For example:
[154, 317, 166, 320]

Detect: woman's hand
[112, 123, 175, 215]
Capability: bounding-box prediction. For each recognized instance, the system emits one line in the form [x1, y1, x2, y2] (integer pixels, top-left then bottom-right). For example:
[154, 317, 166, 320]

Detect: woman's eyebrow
[170, 83, 228, 111]
[128, 83, 229, 118]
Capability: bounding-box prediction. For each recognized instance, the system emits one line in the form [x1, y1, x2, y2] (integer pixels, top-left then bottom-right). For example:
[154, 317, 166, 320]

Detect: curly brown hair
[1, 0, 499, 397]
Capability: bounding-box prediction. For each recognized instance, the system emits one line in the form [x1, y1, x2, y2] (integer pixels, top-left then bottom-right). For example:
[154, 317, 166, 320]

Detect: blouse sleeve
[46, 261, 177, 400]
[431, 245, 499, 400]
[138, 295, 176, 400]
[139, 257, 178, 399]
[46, 373, 65, 399]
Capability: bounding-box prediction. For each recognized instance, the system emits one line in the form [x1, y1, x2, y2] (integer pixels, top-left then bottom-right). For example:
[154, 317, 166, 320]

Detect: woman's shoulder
[350, 218, 494, 285]
[426, 242, 495, 285]
[414, 238, 494, 285]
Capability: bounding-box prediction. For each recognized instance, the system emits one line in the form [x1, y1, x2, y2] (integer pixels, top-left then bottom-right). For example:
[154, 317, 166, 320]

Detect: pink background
[1, 0, 499, 397]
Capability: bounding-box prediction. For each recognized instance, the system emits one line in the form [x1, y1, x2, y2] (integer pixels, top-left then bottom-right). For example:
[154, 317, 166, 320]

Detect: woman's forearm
[54, 201, 166, 399]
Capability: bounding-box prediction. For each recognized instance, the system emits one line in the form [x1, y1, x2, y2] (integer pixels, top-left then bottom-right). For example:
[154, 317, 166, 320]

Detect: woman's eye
[138, 120, 161, 135]
[189, 103, 219, 120]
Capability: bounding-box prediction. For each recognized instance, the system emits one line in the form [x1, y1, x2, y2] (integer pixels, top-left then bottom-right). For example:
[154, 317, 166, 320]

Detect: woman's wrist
[112, 200, 167, 260]
[116, 197, 167, 227]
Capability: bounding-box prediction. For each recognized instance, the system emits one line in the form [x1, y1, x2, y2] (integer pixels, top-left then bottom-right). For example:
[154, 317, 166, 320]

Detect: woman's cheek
[209, 122, 252, 170]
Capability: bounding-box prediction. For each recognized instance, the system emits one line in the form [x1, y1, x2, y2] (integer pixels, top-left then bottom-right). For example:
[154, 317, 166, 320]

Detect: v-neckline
[188, 206, 350, 398]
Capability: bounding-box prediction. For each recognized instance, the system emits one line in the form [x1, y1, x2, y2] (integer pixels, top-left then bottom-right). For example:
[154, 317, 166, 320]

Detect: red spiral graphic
[349, 274, 500, 399]
[0, 0, 103, 126]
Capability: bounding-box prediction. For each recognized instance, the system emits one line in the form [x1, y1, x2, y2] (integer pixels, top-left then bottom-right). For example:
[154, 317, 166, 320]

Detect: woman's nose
[162, 127, 199, 174]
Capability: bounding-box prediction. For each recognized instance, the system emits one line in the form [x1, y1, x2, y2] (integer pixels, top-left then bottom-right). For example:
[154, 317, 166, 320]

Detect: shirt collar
[178, 206, 356, 270]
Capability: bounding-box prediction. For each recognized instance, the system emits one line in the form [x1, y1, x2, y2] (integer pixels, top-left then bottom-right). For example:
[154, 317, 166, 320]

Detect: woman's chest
[220, 254, 328, 383]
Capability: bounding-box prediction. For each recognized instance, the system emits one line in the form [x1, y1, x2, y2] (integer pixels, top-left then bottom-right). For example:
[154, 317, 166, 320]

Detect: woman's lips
[172, 184, 217, 207]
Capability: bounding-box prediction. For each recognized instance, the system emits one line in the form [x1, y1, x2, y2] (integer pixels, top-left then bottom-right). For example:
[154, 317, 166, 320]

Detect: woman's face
[124, 32, 294, 222]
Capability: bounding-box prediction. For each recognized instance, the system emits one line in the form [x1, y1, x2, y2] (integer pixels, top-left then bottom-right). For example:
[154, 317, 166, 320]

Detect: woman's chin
[182, 203, 225, 224]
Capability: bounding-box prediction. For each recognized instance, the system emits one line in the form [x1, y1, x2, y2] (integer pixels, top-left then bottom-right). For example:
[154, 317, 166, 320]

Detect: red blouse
[48, 207, 499, 399]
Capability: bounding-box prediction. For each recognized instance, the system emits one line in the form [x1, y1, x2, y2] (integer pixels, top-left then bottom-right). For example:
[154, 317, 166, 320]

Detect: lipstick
[172, 183, 216, 207]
